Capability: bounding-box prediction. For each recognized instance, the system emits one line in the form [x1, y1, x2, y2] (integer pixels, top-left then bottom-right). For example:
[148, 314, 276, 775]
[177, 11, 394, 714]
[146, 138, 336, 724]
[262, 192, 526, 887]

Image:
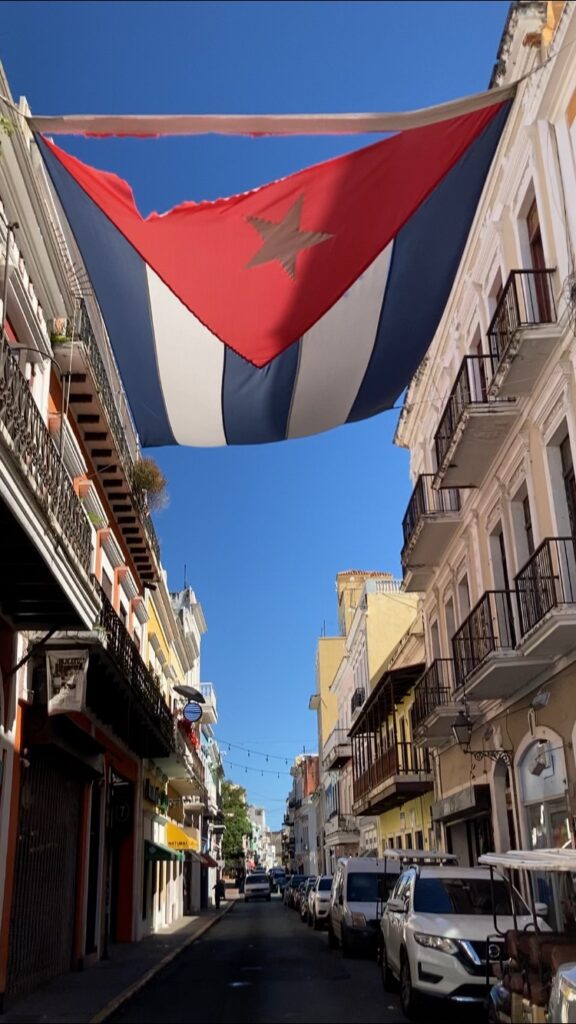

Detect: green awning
[145, 839, 184, 862]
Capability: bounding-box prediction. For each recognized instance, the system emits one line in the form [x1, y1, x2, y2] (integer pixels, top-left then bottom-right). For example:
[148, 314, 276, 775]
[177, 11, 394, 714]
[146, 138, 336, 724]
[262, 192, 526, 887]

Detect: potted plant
[132, 457, 167, 511]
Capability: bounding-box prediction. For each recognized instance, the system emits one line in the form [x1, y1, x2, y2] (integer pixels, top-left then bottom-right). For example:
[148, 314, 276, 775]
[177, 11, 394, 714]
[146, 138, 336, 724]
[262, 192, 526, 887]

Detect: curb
[90, 899, 237, 1023]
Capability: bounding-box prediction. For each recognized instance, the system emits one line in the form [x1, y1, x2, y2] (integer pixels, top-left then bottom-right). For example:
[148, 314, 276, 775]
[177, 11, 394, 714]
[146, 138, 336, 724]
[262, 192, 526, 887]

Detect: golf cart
[479, 849, 576, 1023]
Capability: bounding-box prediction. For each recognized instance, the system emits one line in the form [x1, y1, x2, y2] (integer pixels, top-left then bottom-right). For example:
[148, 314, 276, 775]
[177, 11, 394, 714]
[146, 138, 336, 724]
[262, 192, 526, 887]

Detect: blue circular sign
[183, 701, 202, 722]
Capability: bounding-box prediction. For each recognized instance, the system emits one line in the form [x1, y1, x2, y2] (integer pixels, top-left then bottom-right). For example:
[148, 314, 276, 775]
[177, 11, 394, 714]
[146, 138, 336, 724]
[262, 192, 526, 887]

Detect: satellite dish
[183, 701, 203, 723]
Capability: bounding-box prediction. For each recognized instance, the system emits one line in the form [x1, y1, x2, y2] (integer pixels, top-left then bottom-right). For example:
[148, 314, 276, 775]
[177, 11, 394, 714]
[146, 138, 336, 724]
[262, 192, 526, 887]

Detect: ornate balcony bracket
[466, 747, 513, 767]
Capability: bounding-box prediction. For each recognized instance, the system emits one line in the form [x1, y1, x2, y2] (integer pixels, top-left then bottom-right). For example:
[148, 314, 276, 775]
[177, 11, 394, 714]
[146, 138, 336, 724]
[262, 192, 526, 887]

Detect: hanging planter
[132, 456, 167, 511]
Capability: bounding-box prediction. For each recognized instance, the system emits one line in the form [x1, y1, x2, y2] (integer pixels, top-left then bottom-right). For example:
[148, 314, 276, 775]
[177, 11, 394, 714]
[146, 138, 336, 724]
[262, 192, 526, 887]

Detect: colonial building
[0, 64, 223, 1010]
[311, 572, 420, 871]
[395, 0, 576, 879]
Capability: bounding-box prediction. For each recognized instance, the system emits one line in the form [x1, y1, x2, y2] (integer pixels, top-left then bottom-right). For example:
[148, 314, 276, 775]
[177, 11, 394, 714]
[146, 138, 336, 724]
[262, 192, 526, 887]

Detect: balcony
[515, 537, 576, 659]
[434, 355, 518, 488]
[352, 740, 432, 816]
[412, 659, 481, 744]
[323, 727, 352, 770]
[324, 813, 360, 845]
[87, 584, 174, 757]
[452, 590, 544, 701]
[401, 475, 462, 591]
[200, 682, 218, 725]
[0, 333, 96, 628]
[51, 301, 160, 586]
[487, 269, 560, 400]
[350, 687, 365, 720]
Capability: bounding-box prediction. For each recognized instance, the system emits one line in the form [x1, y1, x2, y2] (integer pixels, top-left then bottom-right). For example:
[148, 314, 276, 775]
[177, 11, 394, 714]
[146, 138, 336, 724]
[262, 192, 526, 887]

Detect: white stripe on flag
[146, 267, 227, 446]
[287, 244, 393, 439]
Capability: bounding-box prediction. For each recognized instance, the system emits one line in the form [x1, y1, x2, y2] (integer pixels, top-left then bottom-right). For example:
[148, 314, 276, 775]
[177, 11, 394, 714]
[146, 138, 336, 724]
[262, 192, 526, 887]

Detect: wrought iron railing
[350, 688, 365, 716]
[401, 475, 461, 562]
[487, 269, 556, 369]
[452, 590, 516, 687]
[515, 537, 576, 637]
[434, 355, 500, 470]
[97, 583, 173, 748]
[353, 740, 431, 803]
[0, 334, 92, 571]
[412, 659, 457, 730]
[74, 301, 160, 563]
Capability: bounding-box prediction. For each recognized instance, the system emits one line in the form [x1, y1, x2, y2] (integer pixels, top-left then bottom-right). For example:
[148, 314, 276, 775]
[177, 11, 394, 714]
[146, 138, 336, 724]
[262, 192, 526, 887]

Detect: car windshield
[247, 876, 266, 884]
[413, 877, 528, 915]
[319, 878, 332, 891]
[347, 873, 388, 902]
[291, 876, 305, 886]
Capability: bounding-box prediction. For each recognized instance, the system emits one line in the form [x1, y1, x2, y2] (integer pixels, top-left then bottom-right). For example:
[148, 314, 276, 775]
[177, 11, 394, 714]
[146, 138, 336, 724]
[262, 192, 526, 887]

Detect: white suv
[308, 875, 332, 929]
[244, 873, 271, 902]
[380, 865, 548, 1018]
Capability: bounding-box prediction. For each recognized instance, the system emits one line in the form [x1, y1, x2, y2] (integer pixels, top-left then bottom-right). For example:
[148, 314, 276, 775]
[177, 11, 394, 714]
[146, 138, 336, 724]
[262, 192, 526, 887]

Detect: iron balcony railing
[412, 659, 457, 730]
[487, 269, 556, 369]
[97, 583, 174, 749]
[0, 333, 92, 571]
[353, 740, 431, 803]
[515, 537, 576, 637]
[401, 475, 461, 563]
[75, 301, 160, 564]
[434, 354, 500, 471]
[452, 590, 516, 688]
[350, 687, 365, 716]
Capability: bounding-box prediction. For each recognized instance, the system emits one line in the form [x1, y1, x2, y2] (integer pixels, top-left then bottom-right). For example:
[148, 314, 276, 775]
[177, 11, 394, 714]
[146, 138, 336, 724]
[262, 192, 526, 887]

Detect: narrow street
[110, 896, 404, 1024]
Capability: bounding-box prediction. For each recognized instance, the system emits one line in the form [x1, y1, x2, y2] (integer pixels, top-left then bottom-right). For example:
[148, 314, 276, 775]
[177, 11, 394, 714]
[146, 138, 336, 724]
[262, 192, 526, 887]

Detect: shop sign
[432, 784, 489, 823]
[46, 650, 88, 715]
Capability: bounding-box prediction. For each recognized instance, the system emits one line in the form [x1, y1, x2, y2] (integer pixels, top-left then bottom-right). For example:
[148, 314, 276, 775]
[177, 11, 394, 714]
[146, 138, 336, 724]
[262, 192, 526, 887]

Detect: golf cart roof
[480, 849, 576, 873]
[384, 848, 458, 865]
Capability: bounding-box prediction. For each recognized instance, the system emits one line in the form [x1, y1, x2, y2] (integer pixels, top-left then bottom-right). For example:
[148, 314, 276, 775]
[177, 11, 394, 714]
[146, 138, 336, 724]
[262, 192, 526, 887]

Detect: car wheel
[380, 943, 398, 992]
[307, 910, 313, 928]
[328, 923, 339, 948]
[267, 895, 271, 902]
[245, 897, 250, 903]
[400, 953, 421, 1020]
[313, 913, 321, 931]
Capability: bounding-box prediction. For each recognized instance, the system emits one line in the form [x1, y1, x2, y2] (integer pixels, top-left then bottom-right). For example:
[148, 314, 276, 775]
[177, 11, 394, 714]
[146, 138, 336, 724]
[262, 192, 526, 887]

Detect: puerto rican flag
[37, 98, 510, 447]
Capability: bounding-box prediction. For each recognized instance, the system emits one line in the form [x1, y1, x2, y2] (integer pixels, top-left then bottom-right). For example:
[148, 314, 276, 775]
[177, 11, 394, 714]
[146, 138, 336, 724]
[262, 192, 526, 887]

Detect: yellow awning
[166, 821, 199, 851]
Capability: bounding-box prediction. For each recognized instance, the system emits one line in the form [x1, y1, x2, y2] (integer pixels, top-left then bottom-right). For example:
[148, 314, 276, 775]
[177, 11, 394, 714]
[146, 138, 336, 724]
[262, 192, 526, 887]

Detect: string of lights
[218, 739, 300, 764]
[225, 759, 292, 778]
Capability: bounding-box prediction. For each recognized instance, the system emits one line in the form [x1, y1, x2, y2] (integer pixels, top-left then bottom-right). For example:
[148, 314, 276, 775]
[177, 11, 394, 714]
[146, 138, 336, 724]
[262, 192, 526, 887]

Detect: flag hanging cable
[26, 81, 517, 136]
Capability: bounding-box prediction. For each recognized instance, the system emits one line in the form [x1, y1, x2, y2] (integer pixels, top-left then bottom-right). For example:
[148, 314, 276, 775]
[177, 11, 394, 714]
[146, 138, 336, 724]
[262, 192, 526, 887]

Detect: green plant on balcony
[132, 456, 168, 511]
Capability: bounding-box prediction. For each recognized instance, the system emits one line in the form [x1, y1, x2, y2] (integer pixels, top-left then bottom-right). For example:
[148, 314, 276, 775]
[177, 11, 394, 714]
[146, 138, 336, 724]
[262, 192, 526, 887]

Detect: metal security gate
[7, 749, 83, 1000]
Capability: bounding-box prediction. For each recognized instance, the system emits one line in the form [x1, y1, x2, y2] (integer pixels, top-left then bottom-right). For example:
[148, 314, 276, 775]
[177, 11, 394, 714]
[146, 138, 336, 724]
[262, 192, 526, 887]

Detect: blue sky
[2, 0, 510, 828]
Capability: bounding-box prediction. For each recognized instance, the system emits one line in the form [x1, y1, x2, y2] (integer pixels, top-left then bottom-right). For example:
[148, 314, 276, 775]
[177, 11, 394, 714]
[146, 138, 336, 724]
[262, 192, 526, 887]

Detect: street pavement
[109, 894, 406, 1023]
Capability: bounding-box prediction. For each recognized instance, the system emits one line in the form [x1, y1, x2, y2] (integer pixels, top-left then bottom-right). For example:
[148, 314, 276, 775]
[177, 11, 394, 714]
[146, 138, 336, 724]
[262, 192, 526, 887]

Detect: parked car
[293, 879, 310, 913]
[268, 867, 286, 893]
[299, 877, 318, 922]
[284, 874, 305, 907]
[380, 864, 547, 1018]
[328, 857, 403, 955]
[308, 875, 333, 929]
[244, 873, 272, 903]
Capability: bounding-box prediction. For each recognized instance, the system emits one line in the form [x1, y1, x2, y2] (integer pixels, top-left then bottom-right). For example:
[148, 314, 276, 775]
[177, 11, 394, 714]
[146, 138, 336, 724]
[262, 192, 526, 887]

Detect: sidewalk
[1, 896, 238, 1024]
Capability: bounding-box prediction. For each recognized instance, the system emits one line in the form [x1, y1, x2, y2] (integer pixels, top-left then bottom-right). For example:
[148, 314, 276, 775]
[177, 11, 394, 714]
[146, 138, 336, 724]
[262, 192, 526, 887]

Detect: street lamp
[451, 710, 512, 766]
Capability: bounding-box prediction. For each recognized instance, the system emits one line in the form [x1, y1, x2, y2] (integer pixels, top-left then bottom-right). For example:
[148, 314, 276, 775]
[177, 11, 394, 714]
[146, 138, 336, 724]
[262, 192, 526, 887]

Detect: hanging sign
[46, 649, 89, 715]
[183, 701, 202, 723]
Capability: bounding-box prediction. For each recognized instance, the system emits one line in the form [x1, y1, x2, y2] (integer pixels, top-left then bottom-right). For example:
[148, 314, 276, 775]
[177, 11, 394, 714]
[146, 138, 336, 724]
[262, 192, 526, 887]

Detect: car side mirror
[387, 897, 407, 914]
[534, 901, 549, 918]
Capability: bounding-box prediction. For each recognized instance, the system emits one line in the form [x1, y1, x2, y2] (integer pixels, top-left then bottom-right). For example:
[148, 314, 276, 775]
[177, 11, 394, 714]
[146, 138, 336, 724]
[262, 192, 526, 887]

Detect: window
[522, 497, 534, 557]
[429, 619, 441, 660]
[457, 575, 470, 622]
[413, 876, 526, 916]
[444, 596, 456, 649]
[101, 569, 113, 602]
[395, 834, 403, 850]
[561, 436, 576, 539]
[415, 830, 424, 850]
[347, 872, 387, 902]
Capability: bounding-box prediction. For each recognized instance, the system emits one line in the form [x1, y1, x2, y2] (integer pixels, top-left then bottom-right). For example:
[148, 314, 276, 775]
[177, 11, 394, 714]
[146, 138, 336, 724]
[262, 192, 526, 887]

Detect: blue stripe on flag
[37, 137, 176, 447]
[222, 342, 300, 444]
[347, 101, 511, 424]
